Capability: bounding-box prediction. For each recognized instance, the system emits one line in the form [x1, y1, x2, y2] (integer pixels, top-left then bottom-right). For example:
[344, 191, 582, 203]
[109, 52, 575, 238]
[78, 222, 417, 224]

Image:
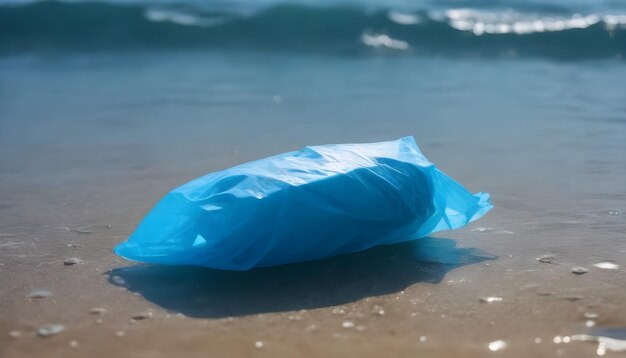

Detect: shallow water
[0, 51, 625, 357]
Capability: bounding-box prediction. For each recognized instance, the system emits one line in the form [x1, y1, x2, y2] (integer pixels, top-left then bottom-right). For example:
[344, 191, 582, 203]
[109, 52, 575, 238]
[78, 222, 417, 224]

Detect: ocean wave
[433, 8, 626, 35]
[1, 1, 625, 59]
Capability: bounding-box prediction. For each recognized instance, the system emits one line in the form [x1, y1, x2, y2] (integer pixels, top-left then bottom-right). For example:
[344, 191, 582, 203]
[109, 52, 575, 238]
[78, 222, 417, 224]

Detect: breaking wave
[1, 1, 625, 59]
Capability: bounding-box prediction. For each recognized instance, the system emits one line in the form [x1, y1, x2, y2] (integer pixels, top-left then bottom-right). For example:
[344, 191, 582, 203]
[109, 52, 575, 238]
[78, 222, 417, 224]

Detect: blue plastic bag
[115, 137, 492, 270]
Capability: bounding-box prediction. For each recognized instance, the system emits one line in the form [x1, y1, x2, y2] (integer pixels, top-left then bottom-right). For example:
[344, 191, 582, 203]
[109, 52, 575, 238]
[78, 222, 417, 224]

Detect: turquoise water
[1, 0, 626, 59]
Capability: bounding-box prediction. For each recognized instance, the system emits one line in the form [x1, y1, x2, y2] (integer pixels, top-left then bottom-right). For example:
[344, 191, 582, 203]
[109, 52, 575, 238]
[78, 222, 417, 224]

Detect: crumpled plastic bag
[114, 137, 492, 270]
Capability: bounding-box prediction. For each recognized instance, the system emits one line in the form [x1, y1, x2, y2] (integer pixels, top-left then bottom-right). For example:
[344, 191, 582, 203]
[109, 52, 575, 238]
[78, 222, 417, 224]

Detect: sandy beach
[1, 49, 625, 357]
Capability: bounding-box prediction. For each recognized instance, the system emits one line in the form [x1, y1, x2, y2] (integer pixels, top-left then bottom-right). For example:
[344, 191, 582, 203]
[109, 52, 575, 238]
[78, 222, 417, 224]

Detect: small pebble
[131, 312, 152, 320]
[331, 307, 346, 315]
[560, 294, 584, 301]
[592, 262, 620, 270]
[488, 340, 508, 351]
[27, 290, 51, 299]
[94, 319, 103, 325]
[372, 305, 385, 316]
[255, 341, 264, 349]
[37, 325, 65, 337]
[69, 340, 79, 348]
[536, 255, 556, 264]
[535, 337, 542, 344]
[584, 312, 598, 319]
[115, 331, 125, 337]
[419, 336, 427, 342]
[342, 321, 355, 329]
[471, 227, 494, 232]
[9, 330, 21, 338]
[571, 267, 589, 275]
[73, 224, 112, 234]
[63, 258, 81, 266]
[73, 227, 93, 234]
[89, 307, 107, 315]
[480, 297, 503, 303]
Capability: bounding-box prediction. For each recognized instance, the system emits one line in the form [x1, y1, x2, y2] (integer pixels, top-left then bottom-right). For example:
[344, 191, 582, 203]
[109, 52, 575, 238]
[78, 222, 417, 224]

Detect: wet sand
[1, 54, 625, 357]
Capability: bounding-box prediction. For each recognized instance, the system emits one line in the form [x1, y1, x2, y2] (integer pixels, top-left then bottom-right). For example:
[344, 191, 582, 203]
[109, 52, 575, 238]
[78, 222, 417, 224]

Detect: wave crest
[0, 1, 625, 59]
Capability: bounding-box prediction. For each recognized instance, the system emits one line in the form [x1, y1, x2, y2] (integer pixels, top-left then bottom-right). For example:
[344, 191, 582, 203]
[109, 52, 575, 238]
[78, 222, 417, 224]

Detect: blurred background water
[1, 0, 626, 58]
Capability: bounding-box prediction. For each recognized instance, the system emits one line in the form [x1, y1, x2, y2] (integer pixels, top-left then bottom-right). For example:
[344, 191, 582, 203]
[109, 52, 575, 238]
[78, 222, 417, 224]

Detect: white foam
[361, 33, 409, 50]
[144, 9, 228, 27]
[388, 11, 420, 25]
[432, 9, 626, 36]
